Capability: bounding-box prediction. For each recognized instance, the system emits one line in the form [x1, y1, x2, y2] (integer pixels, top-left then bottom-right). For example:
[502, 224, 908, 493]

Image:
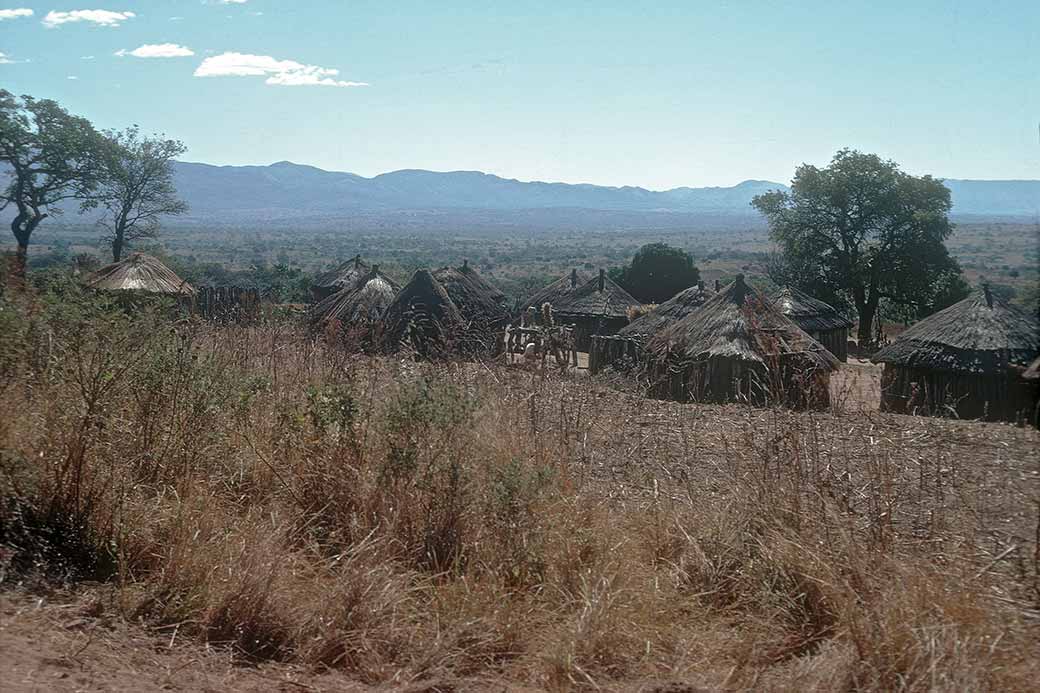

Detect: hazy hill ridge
[171, 161, 1039, 220]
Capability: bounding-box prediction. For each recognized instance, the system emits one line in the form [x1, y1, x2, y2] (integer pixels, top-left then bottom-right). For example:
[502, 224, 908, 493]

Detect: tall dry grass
[1, 288, 1037, 691]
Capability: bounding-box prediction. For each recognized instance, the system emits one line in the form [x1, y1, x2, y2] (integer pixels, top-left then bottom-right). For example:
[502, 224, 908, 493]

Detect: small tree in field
[612, 242, 700, 304]
[90, 126, 188, 262]
[0, 91, 109, 280]
[754, 149, 966, 346]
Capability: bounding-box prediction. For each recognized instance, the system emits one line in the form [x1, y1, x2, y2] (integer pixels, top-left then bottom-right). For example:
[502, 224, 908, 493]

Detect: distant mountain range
[8, 161, 1040, 230]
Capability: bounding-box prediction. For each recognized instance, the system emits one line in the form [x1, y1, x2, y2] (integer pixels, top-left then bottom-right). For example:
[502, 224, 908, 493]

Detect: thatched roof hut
[433, 260, 510, 329]
[522, 269, 638, 350]
[310, 265, 398, 336]
[589, 281, 714, 375]
[872, 286, 1039, 422]
[620, 281, 715, 339]
[643, 275, 839, 408]
[381, 269, 467, 358]
[772, 287, 854, 361]
[521, 268, 592, 314]
[311, 254, 369, 302]
[85, 253, 195, 296]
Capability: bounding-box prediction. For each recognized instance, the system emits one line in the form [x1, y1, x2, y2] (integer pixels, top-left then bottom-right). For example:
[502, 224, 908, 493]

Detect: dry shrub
[1, 290, 1037, 690]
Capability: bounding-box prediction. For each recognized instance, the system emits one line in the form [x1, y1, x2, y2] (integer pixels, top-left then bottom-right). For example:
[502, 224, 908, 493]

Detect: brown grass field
[1, 295, 1038, 692]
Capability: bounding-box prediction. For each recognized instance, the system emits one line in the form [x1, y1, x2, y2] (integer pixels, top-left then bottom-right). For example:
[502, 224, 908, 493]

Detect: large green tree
[612, 242, 700, 304]
[89, 126, 188, 262]
[753, 149, 966, 346]
[0, 91, 109, 280]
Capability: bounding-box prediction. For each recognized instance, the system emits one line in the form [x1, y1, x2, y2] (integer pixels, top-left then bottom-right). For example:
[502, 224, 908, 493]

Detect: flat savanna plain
[1, 315, 1037, 692]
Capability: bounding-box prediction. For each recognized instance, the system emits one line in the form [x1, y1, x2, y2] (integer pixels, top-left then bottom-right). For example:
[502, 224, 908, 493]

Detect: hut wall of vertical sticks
[310, 254, 369, 302]
[589, 281, 715, 374]
[771, 287, 854, 361]
[871, 286, 1039, 423]
[643, 275, 839, 409]
[520, 268, 638, 351]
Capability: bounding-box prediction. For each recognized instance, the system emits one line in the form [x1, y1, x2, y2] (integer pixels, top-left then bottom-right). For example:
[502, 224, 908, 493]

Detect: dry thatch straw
[618, 280, 715, 340]
[772, 286, 854, 361]
[85, 253, 195, 296]
[872, 286, 1038, 373]
[380, 268, 466, 356]
[433, 260, 510, 328]
[310, 254, 369, 302]
[519, 268, 592, 314]
[871, 285, 1039, 422]
[644, 274, 839, 406]
[309, 266, 399, 329]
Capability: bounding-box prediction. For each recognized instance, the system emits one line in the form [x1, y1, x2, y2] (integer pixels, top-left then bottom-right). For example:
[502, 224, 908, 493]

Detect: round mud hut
[589, 281, 715, 374]
[311, 254, 369, 302]
[521, 269, 638, 351]
[643, 275, 839, 409]
[85, 253, 195, 297]
[381, 268, 467, 358]
[310, 265, 399, 346]
[772, 287, 854, 362]
[871, 286, 1039, 423]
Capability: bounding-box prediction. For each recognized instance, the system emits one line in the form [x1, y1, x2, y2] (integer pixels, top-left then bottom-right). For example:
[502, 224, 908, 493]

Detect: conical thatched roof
[312, 254, 369, 298]
[645, 275, 839, 371]
[85, 253, 195, 296]
[310, 266, 398, 327]
[872, 286, 1038, 374]
[433, 261, 510, 327]
[381, 269, 466, 353]
[772, 287, 853, 333]
[536, 269, 638, 319]
[457, 259, 506, 305]
[521, 268, 593, 313]
[619, 282, 715, 339]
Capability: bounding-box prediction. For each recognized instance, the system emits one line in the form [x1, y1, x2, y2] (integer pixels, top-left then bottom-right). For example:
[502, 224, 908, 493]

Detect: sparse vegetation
[1, 284, 1036, 690]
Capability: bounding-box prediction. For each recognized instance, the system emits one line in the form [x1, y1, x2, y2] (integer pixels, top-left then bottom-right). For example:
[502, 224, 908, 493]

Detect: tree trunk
[6, 242, 29, 289]
[854, 286, 871, 346]
[112, 234, 124, 262]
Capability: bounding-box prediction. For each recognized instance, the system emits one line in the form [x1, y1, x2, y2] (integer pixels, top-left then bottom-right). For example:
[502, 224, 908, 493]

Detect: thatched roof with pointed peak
[645, 275, 839, 371]
[772, 287, 853, 333]
[872, 286, 1038, 374]
[310, 266, 399, 327]
[312, 254, 369, 295]
[521, 268, 593, 313]
[433, 261, 510, 327]
[85, 253, 195, 296]
[537, 269, 639, 319]
[457, 259, 506, 305]
[381, 269, 466, 351]
[619, 282, 715, 339]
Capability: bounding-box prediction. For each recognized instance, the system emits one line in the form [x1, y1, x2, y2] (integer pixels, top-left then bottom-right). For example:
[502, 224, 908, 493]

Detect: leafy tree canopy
[753, 149, 968, 345]
[0, 91, 109, 280]
[612, 243, 700, 304]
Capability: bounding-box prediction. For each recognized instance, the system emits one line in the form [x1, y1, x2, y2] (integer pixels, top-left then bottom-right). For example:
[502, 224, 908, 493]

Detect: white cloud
[219, 0, 249, 4]
[81, 55, 95, 60]
[42, 10, 136, 28]
[67, 75, 79, 80]
[0, 52, 13, 64]
[116, 43, 195, 58]
[194, 52, 369, 88]
[0, 8, 33, 20]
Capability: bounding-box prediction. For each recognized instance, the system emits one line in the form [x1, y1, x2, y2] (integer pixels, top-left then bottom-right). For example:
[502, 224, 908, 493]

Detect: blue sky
[1, 1, 1037, 188]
